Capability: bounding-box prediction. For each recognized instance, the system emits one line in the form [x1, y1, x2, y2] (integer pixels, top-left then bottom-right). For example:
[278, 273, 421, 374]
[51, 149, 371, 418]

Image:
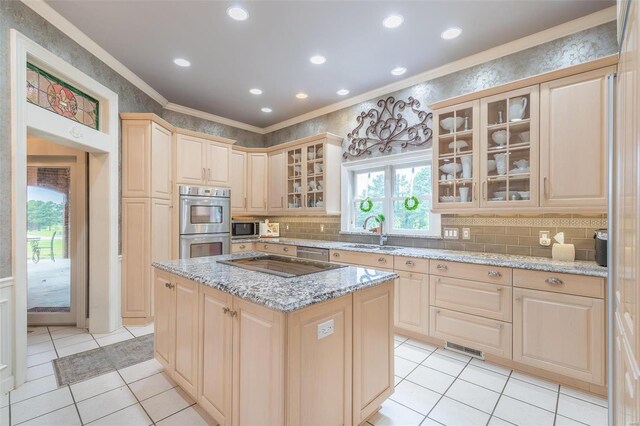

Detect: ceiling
[46, 0, 614, 128]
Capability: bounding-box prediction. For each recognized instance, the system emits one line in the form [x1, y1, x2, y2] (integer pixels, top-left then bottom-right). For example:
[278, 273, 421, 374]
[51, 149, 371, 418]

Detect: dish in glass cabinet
[439, 162, 462, 175]
[509, 167, 530, 174]
[491, 130, 508, 145]
[439, 196, 461, 203]
[487, 160, 497, 172]
[492, 191, 522, 200]
[440, 117, 464, 132]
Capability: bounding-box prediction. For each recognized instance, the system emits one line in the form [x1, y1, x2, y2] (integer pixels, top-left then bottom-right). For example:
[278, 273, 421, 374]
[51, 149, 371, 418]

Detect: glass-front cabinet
[432, 100, 480, 210]
[480, 86, 539, 208]
[285, 141, 327, 212]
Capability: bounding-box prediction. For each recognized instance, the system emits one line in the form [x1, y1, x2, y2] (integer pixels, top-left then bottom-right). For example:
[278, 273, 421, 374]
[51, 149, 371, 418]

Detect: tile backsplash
[237, 213, 607, 261]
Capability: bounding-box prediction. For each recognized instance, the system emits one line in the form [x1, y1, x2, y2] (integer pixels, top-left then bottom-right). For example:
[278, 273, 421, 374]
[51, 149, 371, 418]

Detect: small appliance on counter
[231, 220, 260, 240]
[259, 219, 280, 238]
[594, 229, 608, 267]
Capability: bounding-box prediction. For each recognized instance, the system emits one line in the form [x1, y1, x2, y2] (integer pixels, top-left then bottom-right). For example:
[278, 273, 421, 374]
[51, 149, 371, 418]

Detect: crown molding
[22, 0, 615, 136]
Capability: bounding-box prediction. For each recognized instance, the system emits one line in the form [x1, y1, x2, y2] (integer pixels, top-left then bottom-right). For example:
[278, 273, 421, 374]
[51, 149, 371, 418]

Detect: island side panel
[287, 294, 353, 426]
[353, 280, 395, 425]
[173, 275, 200, 399]
[154, 269, 174, 371]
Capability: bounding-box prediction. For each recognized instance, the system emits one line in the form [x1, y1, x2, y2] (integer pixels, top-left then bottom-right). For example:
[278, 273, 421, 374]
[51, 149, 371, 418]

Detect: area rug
[53, 333, 154, 386]
[27, 307, 70, 313]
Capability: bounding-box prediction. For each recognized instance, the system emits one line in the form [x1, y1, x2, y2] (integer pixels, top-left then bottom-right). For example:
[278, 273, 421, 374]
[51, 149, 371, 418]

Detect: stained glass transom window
[26, 62, 99, 130]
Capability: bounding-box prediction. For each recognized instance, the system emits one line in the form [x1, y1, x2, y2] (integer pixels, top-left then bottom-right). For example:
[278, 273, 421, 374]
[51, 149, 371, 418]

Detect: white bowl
[439, 162, 462, 175]
[440, 117, 464, 132]
[487, 160, 497, 172]
[518, 131, 530, 143]
[518, 191, 531, 200]
[448, 140, 468, 151]
[491, 130, 508, 145]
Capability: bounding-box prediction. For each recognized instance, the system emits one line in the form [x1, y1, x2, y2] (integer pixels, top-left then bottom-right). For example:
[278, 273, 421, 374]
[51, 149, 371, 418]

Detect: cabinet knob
[283, 247, 289, 252]
[405, 260, 415, 266]
[378, 257, 387, 263]
[165, 282, 170, 289]
[239, 245, 246, 249]
[230, 310, 238, 317]
[333, 252, 340, 257]
[264, 244, 268, 249]
[436, 264, 448, 271]
[545, 277, 564, 285]
[488, 270, 502, 278]
[222, 307, 230, 315]
[496, 287, 503, 292]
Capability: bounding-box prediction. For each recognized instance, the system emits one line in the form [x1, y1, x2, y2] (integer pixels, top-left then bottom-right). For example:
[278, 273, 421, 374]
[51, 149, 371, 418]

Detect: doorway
[26, 138, 88, 326]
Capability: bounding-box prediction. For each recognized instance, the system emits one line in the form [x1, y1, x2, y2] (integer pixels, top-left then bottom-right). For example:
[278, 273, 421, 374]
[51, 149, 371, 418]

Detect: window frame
[341, 151, 441, 237]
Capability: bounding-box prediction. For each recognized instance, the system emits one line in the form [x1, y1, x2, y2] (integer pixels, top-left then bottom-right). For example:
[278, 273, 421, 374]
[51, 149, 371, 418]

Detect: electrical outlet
[462, 228, 471, 240]
[444, 228, 459, 239]
[317, 319, 334, 340]
[539, 230, 551, 246]
[285, 224, 290, 231]
[320, 224, 325, 232]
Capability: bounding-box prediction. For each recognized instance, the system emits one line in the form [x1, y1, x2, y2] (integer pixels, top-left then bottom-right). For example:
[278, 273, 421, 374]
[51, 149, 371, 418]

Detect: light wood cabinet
[513, 269, 604, 299]
[330, 249, 393, 270]
[256, 243, 297, 257]
[173, 276, 199, 398]
[231, 242, 254, 253]
[268, 151, 286, 212]
[247, 153, 268, 214]
[395, 271, 429, 335]
[154, 270, 174, 370]
[430, 276, 512, 322]
[176, 133, 231, 186]
[429, 260, 512, 286]
[122, 198, 150, 319]
[513, 288, 605, 385]
[539, 68, 612, 209]
[230, 151, 246, 211]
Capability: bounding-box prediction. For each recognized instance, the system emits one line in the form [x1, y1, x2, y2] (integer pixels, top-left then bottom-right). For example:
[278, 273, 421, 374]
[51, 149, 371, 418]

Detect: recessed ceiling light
[173, 58, 191, 67]
[382, 14, 404, 29]
[296, 93, 308, 99]
[261, 107, 272, 113]
[391, 67, 407, 76]
[441, 27, 462, 40]
[227, 6, 249, 21]
[249, 88, 262, 95]
[310, 55, 326, 65]
[337, 89, 349, 96]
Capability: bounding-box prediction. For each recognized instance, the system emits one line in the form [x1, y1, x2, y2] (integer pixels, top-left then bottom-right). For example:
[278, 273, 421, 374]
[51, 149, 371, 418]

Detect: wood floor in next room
[2, 327, 608, 426]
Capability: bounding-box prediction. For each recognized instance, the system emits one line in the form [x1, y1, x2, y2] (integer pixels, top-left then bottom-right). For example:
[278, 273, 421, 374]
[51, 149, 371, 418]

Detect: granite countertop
[152, 252, 398, 312]
[234, 237, 608, 278]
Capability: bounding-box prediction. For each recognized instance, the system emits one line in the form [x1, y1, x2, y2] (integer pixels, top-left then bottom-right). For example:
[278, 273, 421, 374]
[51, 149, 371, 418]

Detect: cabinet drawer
[394, 256, 430, 273]
[231, 242, 254, 253]
[430, 276, 512, 322]
[429, 260, 512, 285]
[513, 269, 604, 299]
[330, 250, 393, 269]
[430, 307, 512, 358]
[256, 243, 297, 257]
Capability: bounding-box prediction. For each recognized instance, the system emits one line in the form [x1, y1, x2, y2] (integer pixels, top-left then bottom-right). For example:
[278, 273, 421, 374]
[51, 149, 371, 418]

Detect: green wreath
[359, 197, 373, 212]
[404, 196, 420, 211]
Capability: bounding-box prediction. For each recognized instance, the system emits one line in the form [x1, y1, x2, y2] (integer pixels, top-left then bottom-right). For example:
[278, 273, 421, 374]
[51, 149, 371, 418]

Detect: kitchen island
[152, 252, 398, 426]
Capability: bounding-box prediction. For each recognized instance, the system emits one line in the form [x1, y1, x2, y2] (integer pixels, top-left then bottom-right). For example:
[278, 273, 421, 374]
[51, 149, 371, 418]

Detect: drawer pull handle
[230, 310, 238, 317]
[378, 257, 387, 263]
[222, 307, 230, 315]
[496, 287, 503, 292]
[488, 270, 502, 278]
[239, 245, 245, 249]
[333, 252, 340, 257]
[405, 260, 415, 266]
[264, 245, 268, 249]
[283, 247, 289, 252]
[165, 282, 171, 289]
[545, 277, 564, 285]
[436, 264, 448, 271]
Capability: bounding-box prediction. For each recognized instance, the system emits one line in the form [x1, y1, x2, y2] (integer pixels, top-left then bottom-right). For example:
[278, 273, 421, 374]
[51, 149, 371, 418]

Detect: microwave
[231, 221, 260, 239]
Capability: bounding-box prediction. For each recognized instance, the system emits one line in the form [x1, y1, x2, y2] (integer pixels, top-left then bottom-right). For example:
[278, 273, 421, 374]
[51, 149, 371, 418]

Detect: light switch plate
[444, 228, 459, 239]
[317, 319, 334, 340]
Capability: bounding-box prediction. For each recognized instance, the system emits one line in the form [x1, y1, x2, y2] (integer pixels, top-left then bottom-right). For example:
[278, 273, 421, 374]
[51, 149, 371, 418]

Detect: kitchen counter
[234, 237, 608, 278]
[152, 251, 398, 312]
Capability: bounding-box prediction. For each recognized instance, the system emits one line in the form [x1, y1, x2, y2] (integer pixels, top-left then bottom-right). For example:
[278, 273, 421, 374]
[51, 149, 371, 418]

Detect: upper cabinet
[230, 150, 247, 211]
[176, 133, 232, 187]
[539, 67, 613, 209]
[247, 153, 268, 214]
[268, 151, 286, 212]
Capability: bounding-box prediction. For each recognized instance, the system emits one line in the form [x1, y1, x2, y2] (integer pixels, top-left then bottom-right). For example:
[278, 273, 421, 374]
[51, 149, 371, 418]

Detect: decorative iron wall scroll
[343, 96, 433, 159]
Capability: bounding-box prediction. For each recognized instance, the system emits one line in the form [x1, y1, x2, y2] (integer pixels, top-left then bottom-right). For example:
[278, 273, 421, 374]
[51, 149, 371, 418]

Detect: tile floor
[3, 328, 608, 426]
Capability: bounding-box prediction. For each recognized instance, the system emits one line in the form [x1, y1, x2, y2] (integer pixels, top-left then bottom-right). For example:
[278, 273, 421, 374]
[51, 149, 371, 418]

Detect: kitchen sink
[344, 244, 402, 251]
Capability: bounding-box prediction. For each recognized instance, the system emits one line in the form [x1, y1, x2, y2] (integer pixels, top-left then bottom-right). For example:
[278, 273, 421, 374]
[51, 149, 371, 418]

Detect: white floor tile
[129, 372, 176, 401]
[503, 377, 558, 411]
[428, 396, 490, 426]
[10, 374, 59, 403]
[140, 387, 194, 423]
[70, 371, 125, 402]
[88, 403, 152, 426]
[27, 340, 54, 356]
[394, 356, 419, 378]
[394, 340, 402, 349]
[557, 393, 608, 426]
[434, 348, 472, 363]
[28, 326, 49, 336]
[389, 380, 441, 415]
[119, 359, 164, 384]
[49, 327, 88, 340]
[1, 406, 7, 426]
[26, 363, 54, 382]
[555, 414, 588, 426]
[157, 405, 215, 426]
[56, 340, 99, 357]
[52, 332, 95, 349]
[509, 371, 560, 392]
[90, 327, 129, 340]
[9, 387, 74, 425]
[421, 353, 466, 376]
[95, 330, 135, 347]
[394, 334, 409, 343]
[126, 324, 155, 337]
[26, 350, 57, 368]
[368, 399, 425, 426]
[419, 418, 444, 426]
[1, 393, 8, 408]
[76, 386, 137, 424]
[445, 378, 500, 413]
[493, 395, 555, 426]
[488, 416, 516, 425]
[405, 365, 455, 394]
[459, 364, 508, 393]
[560, 385, 608, 408]
[27, 333, 52, 346]
[469, 358, 512, 376]
[394, 344, 432, 364]
[394, 376, 402, 386]
[19, 404, 81, 425]
[404, 339, 439, 352]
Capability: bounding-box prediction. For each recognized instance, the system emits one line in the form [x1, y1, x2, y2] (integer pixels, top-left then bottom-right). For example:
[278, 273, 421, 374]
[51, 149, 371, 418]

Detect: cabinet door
[122, 120, 150, 197]
[122, 198, 150, 318]
[430, 276, 512, 322]
[151, 123, 173, 199]
[230, 151, 246, 211]
[268, 151, 286, 211]
[540, 68, 611, 209]
[154, 270, 174, 371]
[247, 153, 268, 213]
[176, 135, 206, 185]
[199, 286, 233, 426]
[513, 288, 605, 384]
[285, 147, 304, 212]
[232, 298, 285, 426]
[173, 276, 199, 398]
[395, 271, 429, 335]
[150, 199, 172, 317]
[206, 142, 231, 186]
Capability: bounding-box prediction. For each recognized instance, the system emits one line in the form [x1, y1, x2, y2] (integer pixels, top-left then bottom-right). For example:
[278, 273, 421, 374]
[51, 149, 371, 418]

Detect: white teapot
[509, 97, 528, 121]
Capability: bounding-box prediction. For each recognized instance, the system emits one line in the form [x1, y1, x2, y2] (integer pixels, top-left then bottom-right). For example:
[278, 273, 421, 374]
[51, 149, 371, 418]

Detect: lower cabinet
[395, 271, 429, 335]
[154, 270, 174, 369]
[513, 288, 605, 385]
[231, 242, 254, 253]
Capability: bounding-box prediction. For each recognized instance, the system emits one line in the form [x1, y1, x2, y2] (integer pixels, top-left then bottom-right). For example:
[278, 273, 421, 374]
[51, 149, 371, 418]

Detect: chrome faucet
[363, 215, 388, 246]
